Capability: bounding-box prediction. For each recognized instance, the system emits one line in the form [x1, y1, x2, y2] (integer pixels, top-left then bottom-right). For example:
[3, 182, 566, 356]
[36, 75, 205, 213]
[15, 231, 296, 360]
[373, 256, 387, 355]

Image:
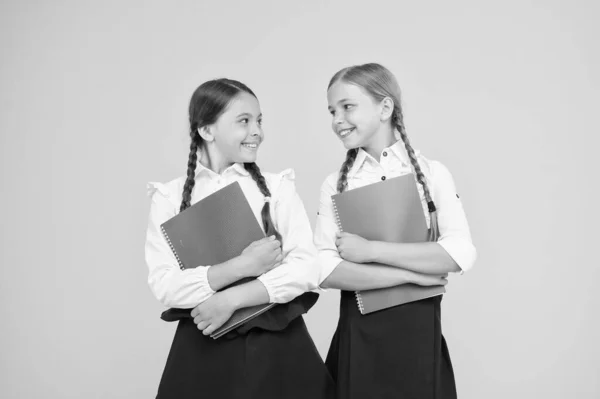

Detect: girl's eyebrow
[236, 112, 262, 118]
[328, 99, 352, 110]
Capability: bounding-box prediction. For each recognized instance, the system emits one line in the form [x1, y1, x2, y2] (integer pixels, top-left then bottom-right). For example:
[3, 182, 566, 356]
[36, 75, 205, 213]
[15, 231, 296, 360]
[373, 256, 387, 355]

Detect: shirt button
[383, 151, 388, 157]
[381, 176, 386, 181]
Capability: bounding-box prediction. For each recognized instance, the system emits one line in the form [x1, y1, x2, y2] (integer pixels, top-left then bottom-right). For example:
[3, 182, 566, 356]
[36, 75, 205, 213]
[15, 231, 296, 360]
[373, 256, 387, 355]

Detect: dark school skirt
[156, 293, 335, 399]
[326, 290, 457, 399]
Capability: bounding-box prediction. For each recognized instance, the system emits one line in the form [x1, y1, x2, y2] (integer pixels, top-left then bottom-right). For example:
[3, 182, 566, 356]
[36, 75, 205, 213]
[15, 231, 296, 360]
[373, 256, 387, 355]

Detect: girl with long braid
[314, 63, 477, 398]
[145, 79, 334, 398]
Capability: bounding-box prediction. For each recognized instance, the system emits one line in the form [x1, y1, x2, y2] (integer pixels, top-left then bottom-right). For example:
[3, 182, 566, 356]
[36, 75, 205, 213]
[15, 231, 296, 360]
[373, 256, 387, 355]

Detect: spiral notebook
[160, 181, 276, 338]
[331, 174, 446, 315]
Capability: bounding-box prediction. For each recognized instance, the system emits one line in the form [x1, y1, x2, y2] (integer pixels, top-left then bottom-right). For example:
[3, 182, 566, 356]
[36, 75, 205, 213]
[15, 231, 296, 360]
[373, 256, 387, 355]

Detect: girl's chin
[237, 153, 258, 164]
[341, 138, 361, 150]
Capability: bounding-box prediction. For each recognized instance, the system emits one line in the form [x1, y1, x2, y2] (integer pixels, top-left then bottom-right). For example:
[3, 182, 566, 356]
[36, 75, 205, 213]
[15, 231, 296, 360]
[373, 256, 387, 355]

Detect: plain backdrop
[1, 1, 598, 398]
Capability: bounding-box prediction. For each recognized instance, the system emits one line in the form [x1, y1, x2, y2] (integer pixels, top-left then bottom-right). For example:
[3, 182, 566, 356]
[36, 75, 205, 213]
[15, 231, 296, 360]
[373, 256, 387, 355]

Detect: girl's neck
[362, 124, 396, 163]
[198, 145, 234, 175]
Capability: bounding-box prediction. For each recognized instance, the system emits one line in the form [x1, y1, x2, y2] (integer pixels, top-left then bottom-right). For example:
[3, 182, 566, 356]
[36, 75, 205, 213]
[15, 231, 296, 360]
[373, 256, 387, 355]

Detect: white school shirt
[145, 162, 319, 308]
[314, 139, 477, 286]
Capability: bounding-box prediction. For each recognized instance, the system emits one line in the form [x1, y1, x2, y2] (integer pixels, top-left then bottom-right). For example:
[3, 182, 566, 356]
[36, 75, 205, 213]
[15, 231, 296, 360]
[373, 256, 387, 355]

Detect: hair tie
[427, 201, 436, 213]
[264, 196, 271, 203]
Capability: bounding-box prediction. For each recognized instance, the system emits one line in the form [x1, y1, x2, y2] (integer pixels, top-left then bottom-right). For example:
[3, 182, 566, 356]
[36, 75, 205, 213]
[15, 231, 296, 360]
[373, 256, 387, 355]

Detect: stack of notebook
[160, 181, 276, 339]
[331, 174, 446, 315]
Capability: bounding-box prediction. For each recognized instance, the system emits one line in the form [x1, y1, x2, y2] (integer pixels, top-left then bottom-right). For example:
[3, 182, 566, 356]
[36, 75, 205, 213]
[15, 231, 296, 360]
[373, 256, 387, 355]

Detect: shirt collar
[388, 135, 411, 165]
[194, 154, 250, 179]
[347, 130, 415, 178]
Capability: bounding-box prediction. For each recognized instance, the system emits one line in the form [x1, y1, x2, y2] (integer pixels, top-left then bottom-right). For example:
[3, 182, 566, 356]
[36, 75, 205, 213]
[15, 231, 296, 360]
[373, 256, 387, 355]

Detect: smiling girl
[314, 63, 477, 399]
[146, 78, 334, 398]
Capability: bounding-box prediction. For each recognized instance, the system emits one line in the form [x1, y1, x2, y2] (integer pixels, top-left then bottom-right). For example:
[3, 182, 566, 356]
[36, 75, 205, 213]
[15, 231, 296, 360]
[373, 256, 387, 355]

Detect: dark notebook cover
[160, 181, 276, 338]
[331, 174, 445, 314]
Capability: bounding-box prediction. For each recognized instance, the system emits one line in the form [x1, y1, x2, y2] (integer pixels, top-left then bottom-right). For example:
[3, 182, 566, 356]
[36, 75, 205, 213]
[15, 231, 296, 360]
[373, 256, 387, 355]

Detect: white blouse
[314, 139, 477, 285]
[145, 162, 319, 309]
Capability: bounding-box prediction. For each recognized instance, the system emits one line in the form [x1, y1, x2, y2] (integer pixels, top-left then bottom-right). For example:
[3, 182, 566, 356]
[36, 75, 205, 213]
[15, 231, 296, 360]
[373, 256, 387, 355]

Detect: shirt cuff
[193, 264, 216, 294]
[256, 265, 314, 304]
[317, 256, 344, 291]
[148, 265, 217, 308]
[438, 237, 477, 274]
[256, 274, 277, 303]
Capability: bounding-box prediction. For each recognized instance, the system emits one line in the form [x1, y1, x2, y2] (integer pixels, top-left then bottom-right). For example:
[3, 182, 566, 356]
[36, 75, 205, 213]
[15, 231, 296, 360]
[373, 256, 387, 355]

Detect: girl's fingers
[196, 320, 209, 331]
[435, 276, 448, 285]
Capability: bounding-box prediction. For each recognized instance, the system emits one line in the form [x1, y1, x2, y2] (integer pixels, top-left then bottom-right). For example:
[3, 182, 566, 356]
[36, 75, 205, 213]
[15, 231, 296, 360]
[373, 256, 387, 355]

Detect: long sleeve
[429, 162, 478, 272]
[256, 170, 320, 303]
[145, 182, 215, 308]
[313, 174, 344, 287]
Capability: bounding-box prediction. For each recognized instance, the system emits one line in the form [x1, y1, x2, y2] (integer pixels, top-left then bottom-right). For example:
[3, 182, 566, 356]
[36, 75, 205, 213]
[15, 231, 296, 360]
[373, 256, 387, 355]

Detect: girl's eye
[240, 118, 249, 124]
[257, 119, 263, 126]
[329, 110, 336, 116]
[343, 104, 354, 110]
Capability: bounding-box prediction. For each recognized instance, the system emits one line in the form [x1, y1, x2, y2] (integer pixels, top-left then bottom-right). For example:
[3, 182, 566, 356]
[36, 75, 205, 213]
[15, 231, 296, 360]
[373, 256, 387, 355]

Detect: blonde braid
[337, 149, 359, 193]
[394, 111, 439, 241]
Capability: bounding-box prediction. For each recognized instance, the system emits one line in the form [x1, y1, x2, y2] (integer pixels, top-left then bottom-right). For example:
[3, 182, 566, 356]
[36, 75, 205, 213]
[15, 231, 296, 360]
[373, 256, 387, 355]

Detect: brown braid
[180, 129, 201, 212]
[336, 149, 359, 193]
[244, 162, 283, 243]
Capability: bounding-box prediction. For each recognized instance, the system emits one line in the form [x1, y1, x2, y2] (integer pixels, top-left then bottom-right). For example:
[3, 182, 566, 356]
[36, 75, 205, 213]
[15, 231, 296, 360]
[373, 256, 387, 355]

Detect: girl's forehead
[327, 82, 370, 104]
[223, 92, 261, 116]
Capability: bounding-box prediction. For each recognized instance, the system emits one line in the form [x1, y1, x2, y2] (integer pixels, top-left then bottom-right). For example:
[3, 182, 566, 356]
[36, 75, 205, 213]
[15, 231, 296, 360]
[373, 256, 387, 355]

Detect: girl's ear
[198, 126, 214, 142]
[380, 97, 394, 122]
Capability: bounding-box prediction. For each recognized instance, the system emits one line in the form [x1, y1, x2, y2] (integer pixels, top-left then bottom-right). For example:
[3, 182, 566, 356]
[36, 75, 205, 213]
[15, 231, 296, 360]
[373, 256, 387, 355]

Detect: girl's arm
[332, 161, 477, 275]
[320, 259, 447, 291]
[336, 232, 460, 274]
[253, 169, 321, 304]
[191, 169, 320, 335]
[314, 175, 446, 291]
[191, 279, 270, 336]
[146, 183, 262, 309]
[371, 242, 460, 273]
[370, 161, 477, 274]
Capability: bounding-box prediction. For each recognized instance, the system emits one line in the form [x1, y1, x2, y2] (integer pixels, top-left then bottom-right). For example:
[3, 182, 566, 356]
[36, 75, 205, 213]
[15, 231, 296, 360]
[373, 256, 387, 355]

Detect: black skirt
[326, 291, 457, 399]
[156, 293, 335, 399]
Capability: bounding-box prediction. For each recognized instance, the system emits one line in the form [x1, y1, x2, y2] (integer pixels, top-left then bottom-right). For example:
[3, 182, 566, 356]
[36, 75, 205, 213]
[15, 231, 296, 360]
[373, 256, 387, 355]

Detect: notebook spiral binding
[331, 198, 343, 232]
[160, 225, 185, 270]
[333, 198, 366, 315]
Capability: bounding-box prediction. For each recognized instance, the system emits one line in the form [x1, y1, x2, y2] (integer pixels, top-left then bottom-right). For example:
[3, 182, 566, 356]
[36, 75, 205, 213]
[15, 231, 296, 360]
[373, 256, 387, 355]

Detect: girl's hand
[191, 291, 237, 336]
[240, 236, 283, 276]
[336, 232, 375, 263]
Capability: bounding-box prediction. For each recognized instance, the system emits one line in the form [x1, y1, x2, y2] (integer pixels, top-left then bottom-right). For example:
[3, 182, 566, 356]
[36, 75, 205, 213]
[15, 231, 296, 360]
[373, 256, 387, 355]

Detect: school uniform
[146, 162, 334, 399]
[314, 137, 477, 399]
